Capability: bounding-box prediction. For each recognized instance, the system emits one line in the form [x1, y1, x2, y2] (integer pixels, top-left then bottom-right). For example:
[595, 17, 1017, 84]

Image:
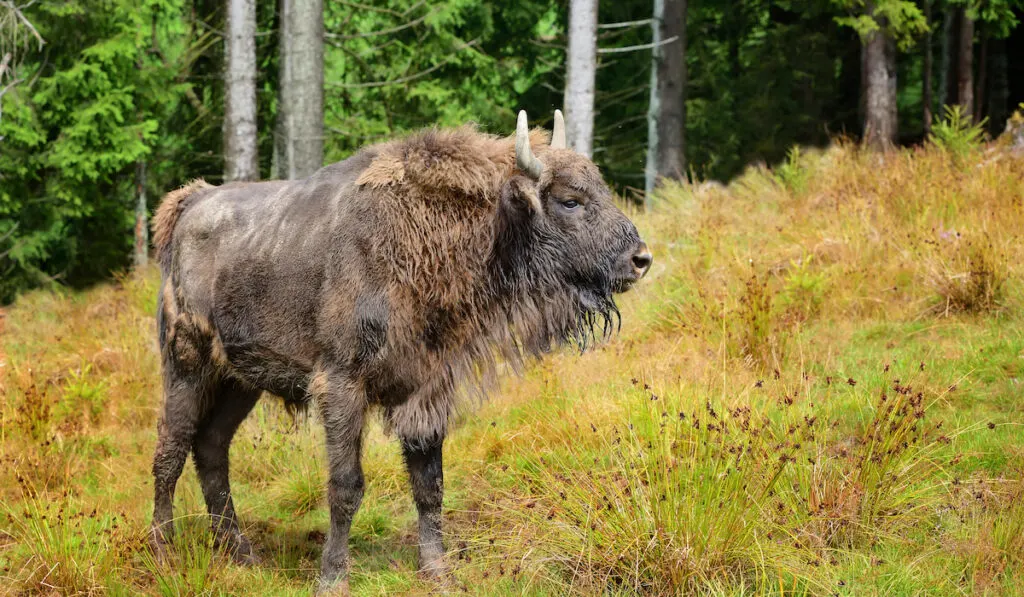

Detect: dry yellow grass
[1, 138, 1023, 595]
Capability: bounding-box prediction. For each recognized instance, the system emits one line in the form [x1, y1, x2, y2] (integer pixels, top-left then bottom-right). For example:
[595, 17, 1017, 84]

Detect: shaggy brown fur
[148, 117, 650, 593]
[152, 179, 212, 255]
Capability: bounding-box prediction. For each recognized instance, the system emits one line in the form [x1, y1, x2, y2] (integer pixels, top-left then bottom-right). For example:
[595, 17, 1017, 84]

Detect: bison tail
[152, 179, 213, 256]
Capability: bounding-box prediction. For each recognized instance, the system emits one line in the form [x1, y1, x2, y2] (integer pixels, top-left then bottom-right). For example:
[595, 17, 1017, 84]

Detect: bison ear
[502, 175, 543, 215]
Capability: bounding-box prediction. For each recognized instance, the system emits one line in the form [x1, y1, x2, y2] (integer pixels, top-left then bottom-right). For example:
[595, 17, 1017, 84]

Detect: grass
[2, 137, 1023, 595]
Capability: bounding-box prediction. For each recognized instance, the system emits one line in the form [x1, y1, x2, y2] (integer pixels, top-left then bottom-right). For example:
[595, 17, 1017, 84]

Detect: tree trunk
[275, 0, 324, 179]
[923, 0, 933, 135]
[862, 26, 897, 150]
[273, 0, 290, 179]
[564, 0, 597, 157]
[938, 5, 954, 110]
[974, 28, 986, 123]
[957, 7, 974, 119]
[133, 161, 148, 268]
[225, 0, 259, 182]
[987, 38, 1008, 136]
[645, 0, 686, 200]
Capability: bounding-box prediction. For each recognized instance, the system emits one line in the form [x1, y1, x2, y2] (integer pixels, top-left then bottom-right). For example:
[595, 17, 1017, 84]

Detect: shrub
[929, 105, 987, 161]
[925, 234, 1007, 315]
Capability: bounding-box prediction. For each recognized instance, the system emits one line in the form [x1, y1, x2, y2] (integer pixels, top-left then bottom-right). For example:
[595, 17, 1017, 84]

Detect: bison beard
[148, 111, 650, 594]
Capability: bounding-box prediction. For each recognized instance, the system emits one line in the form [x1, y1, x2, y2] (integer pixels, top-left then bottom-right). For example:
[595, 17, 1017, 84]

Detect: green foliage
[773, 146, 810, 193]
[684, 0, 861, 182]
[973, 0, 1023, 39]
[929, 104, 987, 158]
[323, 0, 562, 159]
[833, 0, 928, 49]
[0, 0, 191, 302]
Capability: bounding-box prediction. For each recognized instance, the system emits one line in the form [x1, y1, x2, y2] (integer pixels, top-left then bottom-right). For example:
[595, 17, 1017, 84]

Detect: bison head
[493, 111, 652, 350]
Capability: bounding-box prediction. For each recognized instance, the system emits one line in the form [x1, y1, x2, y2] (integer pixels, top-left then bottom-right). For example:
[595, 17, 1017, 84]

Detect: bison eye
[559, 199, 581, 210]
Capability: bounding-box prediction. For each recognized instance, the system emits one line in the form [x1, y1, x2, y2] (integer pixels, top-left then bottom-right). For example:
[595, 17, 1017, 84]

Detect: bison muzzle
[149, 110, 651, 593]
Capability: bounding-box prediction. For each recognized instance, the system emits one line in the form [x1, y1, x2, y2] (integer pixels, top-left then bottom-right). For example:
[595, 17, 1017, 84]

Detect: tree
[937, 1, 1021, 129]
[645, 0, 686, 199]
[564, 0, 598, 157]
[939, 1, 955, 110]
[0, 0, 189, 300]
[224, 0, 258, 181]
[862, 17, 897, 148]
[923, 0, 933, 134]
[275, 0, 323, 179]
[957, 4, 974, 118]
[134, 161, 148, 268]
[0, 0, 44, 129]
[835, 0, 926, 149]
[321, 1, 560, 158]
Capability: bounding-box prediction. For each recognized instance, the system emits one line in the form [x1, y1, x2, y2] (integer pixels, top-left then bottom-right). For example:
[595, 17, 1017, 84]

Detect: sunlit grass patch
[456, 353, 976, 595]
[1, 496, 141, 595]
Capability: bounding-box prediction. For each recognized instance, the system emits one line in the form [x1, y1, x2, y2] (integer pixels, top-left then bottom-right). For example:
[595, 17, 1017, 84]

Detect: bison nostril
[631, 244, 652, 275]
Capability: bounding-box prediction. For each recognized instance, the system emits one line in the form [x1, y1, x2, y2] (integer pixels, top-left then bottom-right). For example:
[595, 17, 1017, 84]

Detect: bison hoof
[418, 555, 453, 585]
[218, 533, 260, 566]
[230, 545, 261, 566]
[149, 524, 174, 563]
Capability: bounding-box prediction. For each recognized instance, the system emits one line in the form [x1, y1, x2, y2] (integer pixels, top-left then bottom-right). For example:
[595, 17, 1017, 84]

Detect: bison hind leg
[151, 369, 210, 557]
[192, 378, 262, 564]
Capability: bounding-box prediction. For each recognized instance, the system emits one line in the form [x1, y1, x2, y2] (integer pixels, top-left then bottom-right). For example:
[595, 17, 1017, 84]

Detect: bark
[564, 0, 598, 157]
[275, 0, 324, 179]
[974, 28, 986, 123]
[957, 7, 974, 119]
[938, 5, 954, 110]
[987, 38, 1008, 136]
[923, 0, 933, 135]
[273, 0, 290, 179]
[644, 0, 686, 199]
[224, 0, 259, 182]
[134, 161, 148, 268]
[862, 26, 897, 150]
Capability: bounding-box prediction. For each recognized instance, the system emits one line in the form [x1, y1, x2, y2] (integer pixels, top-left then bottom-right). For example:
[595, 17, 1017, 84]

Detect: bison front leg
[316, 374, 367, 596]
[401, 435, 449, 580]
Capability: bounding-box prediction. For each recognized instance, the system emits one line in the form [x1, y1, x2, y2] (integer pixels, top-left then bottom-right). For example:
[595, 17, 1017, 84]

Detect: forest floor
[2, 141, 1023, 596]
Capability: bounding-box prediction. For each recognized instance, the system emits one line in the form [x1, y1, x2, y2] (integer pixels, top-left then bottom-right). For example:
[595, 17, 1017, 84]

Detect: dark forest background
[1, 0, 1022, 302]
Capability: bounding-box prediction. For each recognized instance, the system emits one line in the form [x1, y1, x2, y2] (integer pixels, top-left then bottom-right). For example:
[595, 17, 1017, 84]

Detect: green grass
[1, 140, 1023, 595]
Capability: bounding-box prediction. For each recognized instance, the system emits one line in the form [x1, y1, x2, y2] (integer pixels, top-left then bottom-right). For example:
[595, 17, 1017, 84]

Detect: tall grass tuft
[473, 359, 956, 594]
[2, 496, 140, 595]
[924, 234, 1008, 315]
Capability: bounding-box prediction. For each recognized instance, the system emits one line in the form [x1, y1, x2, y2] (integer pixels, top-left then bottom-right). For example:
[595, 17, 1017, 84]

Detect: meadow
[1, 134, 1023, 595]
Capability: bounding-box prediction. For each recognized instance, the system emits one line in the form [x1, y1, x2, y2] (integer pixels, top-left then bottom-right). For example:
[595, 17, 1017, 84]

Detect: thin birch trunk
[564, 0, 598, 157]
[133, 161, 148, 268]
[276, 0, 324, 179]
[225, 0, 259, 181]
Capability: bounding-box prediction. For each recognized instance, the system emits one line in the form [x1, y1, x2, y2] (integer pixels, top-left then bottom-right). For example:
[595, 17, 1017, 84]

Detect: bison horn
[551, 110, 566, 149]
[516, 110, 544, 180]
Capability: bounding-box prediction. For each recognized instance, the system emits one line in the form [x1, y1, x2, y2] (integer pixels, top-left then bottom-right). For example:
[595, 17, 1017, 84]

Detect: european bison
[149, 111, 651, 593]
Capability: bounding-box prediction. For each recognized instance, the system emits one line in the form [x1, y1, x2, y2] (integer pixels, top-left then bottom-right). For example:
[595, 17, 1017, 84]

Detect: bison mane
[348, 126, 619, 439]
